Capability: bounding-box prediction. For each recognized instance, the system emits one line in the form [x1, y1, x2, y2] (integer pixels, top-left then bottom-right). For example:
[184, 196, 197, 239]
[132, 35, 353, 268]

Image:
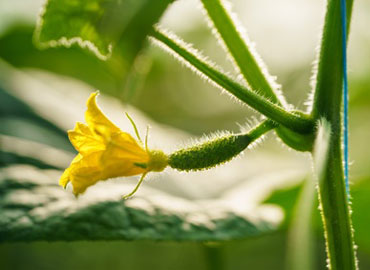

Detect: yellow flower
[60, 92, 168, 197]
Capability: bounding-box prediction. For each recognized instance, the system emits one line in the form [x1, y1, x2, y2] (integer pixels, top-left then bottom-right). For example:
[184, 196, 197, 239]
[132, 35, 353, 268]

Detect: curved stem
[247, 119, 277, 142]
[200, 0, 284, 106]
[150, 28, 314, 134]
[122, 172, 148, 199]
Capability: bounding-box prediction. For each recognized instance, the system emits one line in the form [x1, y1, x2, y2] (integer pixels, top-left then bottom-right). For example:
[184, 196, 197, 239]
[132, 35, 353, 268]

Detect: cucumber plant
[35, 0, 357, 269]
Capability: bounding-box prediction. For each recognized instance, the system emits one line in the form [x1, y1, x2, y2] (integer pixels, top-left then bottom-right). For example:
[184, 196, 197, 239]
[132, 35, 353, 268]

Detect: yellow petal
[101, 162, 146, 179]
[100, 132, 149, 176]
[68, 122, 105, 155]
[108, 131, 148, 157]
[70, 168, 103, 195]
[60, 92, 163, 196]
[85, 92, 120, 139]
[59, 154, 83, 188]
[68, 152, 104, 195]
[59, 168, 71, 189]
[101, 132, 149, 166]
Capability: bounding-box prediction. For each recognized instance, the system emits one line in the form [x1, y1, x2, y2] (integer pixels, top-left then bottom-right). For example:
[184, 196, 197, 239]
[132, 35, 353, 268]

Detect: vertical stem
[317, 142, 356, 270]
[311, 0, 356, 269]
[311, 0, 353, 120]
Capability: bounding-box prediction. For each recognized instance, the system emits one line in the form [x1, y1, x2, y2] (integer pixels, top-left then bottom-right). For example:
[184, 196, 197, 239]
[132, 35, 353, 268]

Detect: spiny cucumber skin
[168, 134, 251, 171]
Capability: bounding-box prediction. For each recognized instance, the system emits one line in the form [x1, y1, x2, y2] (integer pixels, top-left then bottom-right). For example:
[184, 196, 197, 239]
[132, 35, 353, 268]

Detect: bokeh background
[0, 0, 369, 269]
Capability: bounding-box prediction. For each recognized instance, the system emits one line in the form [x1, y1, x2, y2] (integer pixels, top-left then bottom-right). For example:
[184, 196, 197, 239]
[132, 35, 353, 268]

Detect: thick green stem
[317, 140, 356, 270]
[311, 0, 356, 269]
[311, 0, 353, 120]
[150, 28, 314, 134]
[200, 0, 284, 106]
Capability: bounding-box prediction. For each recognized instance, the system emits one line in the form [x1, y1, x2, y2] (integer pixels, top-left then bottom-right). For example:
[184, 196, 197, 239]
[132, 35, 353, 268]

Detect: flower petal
[59, 154, 83, 188]
[101, 132, 149, 165]
[101, 162, 146, 180]
[61, 92, 158, 196]
[68, 152, 104, 195]
[85, 92, 120, 139]
[59, 168, 71, 189]
[68, 122, 105, 155]
[99, 132, 149, 178]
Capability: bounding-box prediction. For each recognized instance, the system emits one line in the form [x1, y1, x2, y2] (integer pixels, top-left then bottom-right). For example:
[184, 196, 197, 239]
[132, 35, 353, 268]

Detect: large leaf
[33, 0, 173, 98]
[0, 65, 312, 242]
[0, 25, 120, 97]
[0, 0, 175, 100]
[35, 0, 173, 59]
[0, 163, 280, 242]
[0, 65, 73, 152]
[0, 131, 299, 242]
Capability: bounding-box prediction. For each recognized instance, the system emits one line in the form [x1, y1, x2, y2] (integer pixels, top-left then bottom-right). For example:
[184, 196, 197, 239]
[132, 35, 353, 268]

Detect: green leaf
[0, 134, 72, 170]
[35, 0, 172, 59]
[0, 66, 308, 242]
[0, 75, 73, 152]
[262, 184, 301, 228]
[36, 0, 112, 58]
[0, 25, 118, 96]
[0, 163, 280, 242]
[0, 80, 65, 138]
[33, 0, 173, 97]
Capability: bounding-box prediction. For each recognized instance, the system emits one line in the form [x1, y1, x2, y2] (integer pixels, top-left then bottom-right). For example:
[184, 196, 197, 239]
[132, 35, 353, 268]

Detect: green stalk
[150, 28, 314, 134]
[200, 0, 283, 106]
[311, 0, 356, 269]
[247, 119, 277, 142]
[200, 0, 314, 152]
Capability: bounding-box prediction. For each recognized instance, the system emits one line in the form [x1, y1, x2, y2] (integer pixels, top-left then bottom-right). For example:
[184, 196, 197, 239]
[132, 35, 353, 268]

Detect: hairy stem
[311, 0, 356, 269]
[200, 0, 284, 106]
[247, 119, 277, 142]
[150, 28, 313, 134]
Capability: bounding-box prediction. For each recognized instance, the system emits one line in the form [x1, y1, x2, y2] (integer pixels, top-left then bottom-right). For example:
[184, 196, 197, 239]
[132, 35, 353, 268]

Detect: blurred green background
[1, 0, 370, 269]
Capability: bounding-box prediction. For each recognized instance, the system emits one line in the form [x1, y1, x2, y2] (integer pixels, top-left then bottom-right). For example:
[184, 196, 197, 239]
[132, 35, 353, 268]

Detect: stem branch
[200, 0, 284, 106]
[150, 28, 313, 134]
